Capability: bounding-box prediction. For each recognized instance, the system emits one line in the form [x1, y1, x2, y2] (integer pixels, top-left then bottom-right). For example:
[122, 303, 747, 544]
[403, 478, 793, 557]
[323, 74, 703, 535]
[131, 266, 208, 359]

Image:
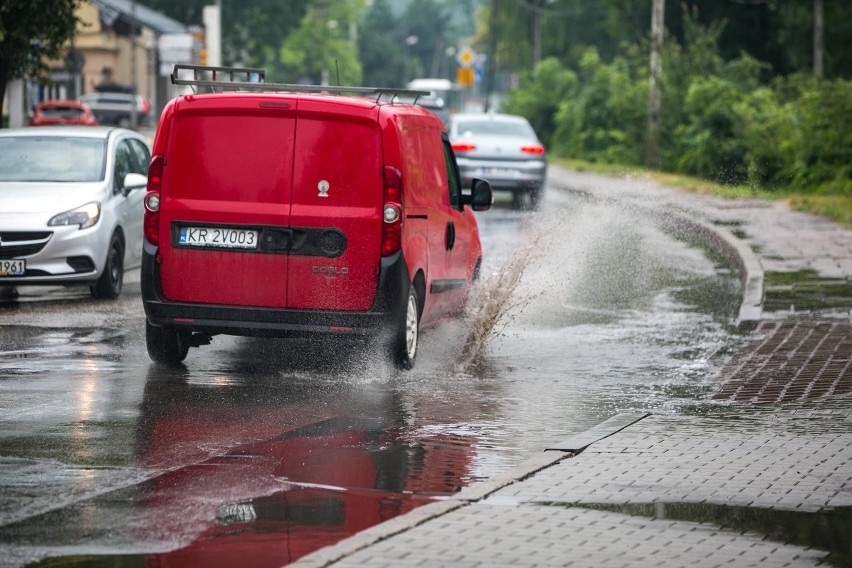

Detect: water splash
[455, 225, 553, 375]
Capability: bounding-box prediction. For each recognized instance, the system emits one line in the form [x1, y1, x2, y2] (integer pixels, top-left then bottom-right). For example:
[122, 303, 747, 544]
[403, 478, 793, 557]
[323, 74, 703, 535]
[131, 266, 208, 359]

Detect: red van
[142, 66, 492, 369]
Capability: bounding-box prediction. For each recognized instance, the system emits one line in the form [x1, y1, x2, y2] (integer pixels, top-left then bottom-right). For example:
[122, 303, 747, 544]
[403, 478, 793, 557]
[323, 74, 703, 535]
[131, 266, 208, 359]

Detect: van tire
[91, 233, 124, 299]
[146, 321, 190, 364]
[391, 286, 420, 370]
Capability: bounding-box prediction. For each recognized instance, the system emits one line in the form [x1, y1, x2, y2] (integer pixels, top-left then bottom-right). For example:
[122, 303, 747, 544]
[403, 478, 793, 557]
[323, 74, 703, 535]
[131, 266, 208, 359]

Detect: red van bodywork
[142, 83, 490, 368]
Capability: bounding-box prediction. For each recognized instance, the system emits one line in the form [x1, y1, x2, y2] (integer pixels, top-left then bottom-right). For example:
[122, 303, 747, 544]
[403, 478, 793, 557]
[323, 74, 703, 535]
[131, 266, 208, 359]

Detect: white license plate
[178, 226, 259, 249]
[481, 167, 520, 177]
[0, 259, 25, 276]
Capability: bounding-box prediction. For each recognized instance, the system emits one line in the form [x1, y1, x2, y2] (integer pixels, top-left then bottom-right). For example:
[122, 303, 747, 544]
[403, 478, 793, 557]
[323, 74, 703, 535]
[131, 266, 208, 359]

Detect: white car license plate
[481, 167, 520, 177]
[0, 259, 25, 276]
[178, 226, 259, 249]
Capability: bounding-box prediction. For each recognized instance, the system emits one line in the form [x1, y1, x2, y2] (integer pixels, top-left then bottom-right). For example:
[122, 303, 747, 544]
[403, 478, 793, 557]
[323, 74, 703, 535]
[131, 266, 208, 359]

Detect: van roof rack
[171, 64, 430, 103]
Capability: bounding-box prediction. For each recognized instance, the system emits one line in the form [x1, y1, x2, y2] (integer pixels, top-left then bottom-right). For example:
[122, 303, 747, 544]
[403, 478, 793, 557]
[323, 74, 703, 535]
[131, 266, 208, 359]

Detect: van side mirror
[468, 178, 492, 211]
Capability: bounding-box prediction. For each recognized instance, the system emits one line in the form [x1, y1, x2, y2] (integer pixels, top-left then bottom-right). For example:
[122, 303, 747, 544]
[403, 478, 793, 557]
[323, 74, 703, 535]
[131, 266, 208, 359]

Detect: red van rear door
[157, 95, 296, 308]
[287, 98, 382, 311]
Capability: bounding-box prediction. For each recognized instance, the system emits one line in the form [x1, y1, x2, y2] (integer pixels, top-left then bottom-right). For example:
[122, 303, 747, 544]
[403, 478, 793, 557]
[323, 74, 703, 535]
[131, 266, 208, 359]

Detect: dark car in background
[449, 113, 548, 210]
[29, 100, 98, 127]
[78, 92, 152, 128]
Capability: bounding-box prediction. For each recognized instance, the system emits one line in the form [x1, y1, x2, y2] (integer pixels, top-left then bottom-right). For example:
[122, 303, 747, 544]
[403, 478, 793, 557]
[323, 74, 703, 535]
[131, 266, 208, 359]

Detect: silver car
[449, 113, 548, 209]
[0, 126, 150, 298]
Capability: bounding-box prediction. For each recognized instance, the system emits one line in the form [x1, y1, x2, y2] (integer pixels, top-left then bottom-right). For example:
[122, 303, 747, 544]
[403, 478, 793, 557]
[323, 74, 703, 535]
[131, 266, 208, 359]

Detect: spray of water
[452, 196, 677, 375]
[455, 226, 552, 375]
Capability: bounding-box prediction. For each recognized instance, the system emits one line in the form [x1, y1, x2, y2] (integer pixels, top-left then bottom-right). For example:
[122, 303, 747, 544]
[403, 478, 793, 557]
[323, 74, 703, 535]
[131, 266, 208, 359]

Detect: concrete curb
[659, 209, 764, 322]
[290, 413, 655, 568]
[289, 451, 571, 568]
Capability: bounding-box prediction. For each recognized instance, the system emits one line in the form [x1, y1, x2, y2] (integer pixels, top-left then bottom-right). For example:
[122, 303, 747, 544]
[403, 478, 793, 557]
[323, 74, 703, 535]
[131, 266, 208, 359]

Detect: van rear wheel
[146, 320, 190, 364]
[391, 286, 419, 370]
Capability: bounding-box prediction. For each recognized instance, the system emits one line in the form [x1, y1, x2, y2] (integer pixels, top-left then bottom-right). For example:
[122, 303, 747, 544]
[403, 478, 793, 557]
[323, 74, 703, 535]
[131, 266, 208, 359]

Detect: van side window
[442, 139, 462, 210]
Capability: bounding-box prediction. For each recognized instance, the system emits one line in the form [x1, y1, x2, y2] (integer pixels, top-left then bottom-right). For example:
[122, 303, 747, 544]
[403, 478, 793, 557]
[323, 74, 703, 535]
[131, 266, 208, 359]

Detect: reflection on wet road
[0, 190, 745, 566]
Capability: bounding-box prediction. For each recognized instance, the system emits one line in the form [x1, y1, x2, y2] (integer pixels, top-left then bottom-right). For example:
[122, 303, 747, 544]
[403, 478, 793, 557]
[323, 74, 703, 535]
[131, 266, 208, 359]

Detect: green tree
[136, 0, 310, 73]
[503, 57, 577, 148]
[279, 0, 364, 85]
[400, 1, 452, 79]
[552, 48, 647, 165]
[358, 0, 422, 87]
[0, 0, 81, 124]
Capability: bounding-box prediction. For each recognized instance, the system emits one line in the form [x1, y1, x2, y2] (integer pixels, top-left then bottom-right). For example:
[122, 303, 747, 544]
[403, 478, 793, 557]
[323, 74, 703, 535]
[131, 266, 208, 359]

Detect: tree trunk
[813, 0, 824, 78]
[646, 0, 665, 169]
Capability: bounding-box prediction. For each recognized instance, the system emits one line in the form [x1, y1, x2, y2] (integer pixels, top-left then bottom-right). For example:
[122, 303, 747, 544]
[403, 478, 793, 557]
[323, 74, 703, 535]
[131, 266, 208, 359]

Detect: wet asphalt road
[0, 188, 746, 567]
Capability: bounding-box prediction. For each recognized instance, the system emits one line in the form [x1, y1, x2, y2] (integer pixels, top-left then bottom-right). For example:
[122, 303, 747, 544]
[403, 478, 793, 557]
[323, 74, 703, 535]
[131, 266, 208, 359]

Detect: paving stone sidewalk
[292, 167, 852, 568]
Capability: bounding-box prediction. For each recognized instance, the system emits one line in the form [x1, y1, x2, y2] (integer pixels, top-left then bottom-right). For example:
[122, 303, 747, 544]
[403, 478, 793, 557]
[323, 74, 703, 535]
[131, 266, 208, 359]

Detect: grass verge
[556, 158, 852, 228]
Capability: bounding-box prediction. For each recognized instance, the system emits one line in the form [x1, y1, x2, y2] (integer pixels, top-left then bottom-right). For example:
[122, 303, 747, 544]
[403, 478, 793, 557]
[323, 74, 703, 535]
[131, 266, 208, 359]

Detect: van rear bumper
[141, 243, 410, 339]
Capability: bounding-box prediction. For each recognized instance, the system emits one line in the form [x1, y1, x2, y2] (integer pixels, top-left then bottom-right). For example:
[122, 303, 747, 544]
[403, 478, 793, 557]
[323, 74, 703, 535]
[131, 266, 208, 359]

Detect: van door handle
[445, 221, 456, 251]
[261, 228, 294, 253]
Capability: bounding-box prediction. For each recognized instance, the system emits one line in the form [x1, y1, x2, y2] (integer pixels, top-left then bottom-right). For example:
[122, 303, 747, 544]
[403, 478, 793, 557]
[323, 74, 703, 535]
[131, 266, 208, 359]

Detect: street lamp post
[405, 35, 418, 83]
[130, 0, 138, 129]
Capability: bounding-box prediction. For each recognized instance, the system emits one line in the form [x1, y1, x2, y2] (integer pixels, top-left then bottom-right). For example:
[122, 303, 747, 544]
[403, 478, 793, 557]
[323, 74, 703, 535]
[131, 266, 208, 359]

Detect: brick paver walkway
[715, 321, 852, 403]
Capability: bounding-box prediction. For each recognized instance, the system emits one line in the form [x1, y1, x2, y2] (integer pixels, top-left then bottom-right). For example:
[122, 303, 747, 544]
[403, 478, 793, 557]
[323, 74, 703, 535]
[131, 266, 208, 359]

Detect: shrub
[552, 48, 647, 164]
[503, 57, 578, 149]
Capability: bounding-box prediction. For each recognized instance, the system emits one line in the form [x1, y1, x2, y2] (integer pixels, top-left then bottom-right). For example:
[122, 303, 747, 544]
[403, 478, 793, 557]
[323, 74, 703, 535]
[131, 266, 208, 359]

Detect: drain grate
[713, 321, 852, 404]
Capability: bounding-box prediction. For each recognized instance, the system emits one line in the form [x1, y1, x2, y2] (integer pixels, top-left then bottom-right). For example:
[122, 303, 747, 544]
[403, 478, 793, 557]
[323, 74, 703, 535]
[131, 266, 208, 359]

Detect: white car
[449, 113, 548, 210]
[0, 126, 150, 298]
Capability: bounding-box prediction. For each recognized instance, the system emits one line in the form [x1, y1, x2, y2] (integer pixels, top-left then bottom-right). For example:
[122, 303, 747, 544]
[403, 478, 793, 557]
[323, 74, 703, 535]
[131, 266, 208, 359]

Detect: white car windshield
[0, 137, 106, 182]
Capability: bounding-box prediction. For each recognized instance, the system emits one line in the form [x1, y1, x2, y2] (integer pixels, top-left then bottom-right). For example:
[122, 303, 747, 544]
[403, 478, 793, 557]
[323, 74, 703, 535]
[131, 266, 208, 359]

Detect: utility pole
[813, 0, 824, 78]
[484, 0, 499, 112]
[646, 0, 664, 169]
[532, 0, 542, 67]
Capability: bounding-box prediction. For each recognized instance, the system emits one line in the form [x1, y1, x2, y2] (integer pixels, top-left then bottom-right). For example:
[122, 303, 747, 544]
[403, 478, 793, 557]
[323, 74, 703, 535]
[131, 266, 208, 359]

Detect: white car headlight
[48, 202, 101, 229]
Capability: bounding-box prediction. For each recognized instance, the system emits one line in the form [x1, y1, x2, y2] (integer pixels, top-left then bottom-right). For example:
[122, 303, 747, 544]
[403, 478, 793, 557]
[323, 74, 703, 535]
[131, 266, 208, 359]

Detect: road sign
[457, 67, 475, 86]
[456, 47, 476, 69]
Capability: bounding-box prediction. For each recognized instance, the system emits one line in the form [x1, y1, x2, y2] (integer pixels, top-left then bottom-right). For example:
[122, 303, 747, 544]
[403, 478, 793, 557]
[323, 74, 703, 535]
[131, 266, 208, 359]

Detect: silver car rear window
[0, 137, 106, 182]
[456, 120, 534, 137]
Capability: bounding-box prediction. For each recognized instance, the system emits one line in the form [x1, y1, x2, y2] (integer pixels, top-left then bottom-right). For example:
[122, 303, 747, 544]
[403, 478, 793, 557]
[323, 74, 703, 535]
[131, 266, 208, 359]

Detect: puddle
[563, 502, 851, 567]
[480, 495, 851, 566]
[763, 270, 852, 313]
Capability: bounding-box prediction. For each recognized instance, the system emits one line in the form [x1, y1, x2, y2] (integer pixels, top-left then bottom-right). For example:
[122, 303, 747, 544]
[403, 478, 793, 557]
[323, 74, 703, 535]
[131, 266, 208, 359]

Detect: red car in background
[29, 100, 98, 126]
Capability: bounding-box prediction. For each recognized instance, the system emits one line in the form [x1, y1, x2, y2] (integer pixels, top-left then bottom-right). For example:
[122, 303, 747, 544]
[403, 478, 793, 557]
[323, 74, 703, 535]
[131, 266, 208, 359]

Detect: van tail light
[452, 143, 476, 152]
[144, 155, 164, 245]
[144, 192, 160, 245]
[521, 145, 545, 155]
[381, 165, 403, 257]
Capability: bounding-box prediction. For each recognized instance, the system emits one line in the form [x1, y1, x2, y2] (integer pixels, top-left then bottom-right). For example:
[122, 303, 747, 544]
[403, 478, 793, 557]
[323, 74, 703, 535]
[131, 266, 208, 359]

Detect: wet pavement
[288, 165, 852, 568]
[0, 184, 746, 566]
[0, 163, 849, 567]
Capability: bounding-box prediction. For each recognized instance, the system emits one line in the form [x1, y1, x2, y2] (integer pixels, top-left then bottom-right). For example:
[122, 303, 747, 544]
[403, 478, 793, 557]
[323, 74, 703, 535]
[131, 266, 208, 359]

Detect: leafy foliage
[503, 57, 577, 149]
[553, 49, 647, 165]
[358, 0, 422, 87]
[135, 0, 310, 75]
[500, 3, 851, 200]
[279, 0, 364, 85]
[0, 0, 80, 116]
